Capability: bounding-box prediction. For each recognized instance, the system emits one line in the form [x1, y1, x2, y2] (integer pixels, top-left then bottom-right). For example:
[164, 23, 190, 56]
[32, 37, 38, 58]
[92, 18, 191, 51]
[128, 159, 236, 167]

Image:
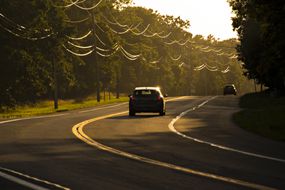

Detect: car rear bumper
[130, 102, 164, 113]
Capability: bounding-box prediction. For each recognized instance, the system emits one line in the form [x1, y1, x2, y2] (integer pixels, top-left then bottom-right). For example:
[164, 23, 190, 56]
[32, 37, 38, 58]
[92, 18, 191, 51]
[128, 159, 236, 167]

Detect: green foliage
[233, 92, 285, 141]
[0, 0, 79, 108]
[0, 95, 129, 118]
[228, 0, 285, 93]
[0, 0, 253, 110]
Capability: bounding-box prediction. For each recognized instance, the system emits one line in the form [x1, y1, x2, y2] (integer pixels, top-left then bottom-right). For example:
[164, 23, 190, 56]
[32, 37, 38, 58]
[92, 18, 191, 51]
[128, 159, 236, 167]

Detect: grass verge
[233, 92, 285, 141]
[0, 96, 128, 119]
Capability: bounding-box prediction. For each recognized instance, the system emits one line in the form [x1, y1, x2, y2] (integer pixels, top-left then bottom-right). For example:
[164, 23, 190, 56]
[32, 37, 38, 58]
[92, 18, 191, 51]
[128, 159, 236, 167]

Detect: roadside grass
[233, 92, 285, 141]
[0, 95, 128, 119]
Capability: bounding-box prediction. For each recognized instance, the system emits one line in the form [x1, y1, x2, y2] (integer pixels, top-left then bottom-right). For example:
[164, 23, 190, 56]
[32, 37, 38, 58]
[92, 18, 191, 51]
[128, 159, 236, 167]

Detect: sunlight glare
[132, 0, 237, 40]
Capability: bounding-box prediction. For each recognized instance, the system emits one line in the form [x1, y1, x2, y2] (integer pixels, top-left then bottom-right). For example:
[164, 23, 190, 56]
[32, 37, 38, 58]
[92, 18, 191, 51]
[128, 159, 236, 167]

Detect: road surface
[0, 96, 284, 190]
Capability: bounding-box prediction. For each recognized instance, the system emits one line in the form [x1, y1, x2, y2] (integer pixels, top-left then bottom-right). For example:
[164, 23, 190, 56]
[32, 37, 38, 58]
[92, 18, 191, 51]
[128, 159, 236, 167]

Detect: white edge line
[0, 167, 70, 190]
[0, 96, 186, 125]
[72, 106, 277, 190]
[79, 96, 187, 113]
[79, 102, 128, 113]
[0, 97, 188, 189]
[0, 113, 68, 125]
[168, 96, 285, 163]
[78, 96, 187, 114]
[0, 171, 49, 190]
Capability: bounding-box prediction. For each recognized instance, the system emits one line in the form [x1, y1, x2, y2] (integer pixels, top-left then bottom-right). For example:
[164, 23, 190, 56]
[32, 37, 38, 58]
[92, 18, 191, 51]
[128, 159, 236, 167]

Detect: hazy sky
[132, 0, 237, 40]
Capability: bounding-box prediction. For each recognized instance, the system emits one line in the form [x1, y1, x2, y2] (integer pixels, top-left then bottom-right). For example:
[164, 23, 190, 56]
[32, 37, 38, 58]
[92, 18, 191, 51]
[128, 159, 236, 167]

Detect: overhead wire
[193, 63, 231, 73]
[94, 32, 106, 46]
[0, 12, 53, 40]
[221, 66, 230, 73]
[194, 64, 206, 71]
[120, 45, 140, 58]
[64, 17, 89, 24]
[130, 24, 150, 36]
[66, 30, 92, 40]
[164, 38, 191, 46]
[67, 41, 94, 49]
[95, 22, 106, 33]
[108, 24, 134, 35]
[96, 46, 111, 52]
[102, 14, 129, 28]
[62, 44, 94, 56]
[0, 23, 53, 40]
[52, 0, 83, 8]
[73, 0, 103, 11]
[149, 57, 162, 64]
[0, 12, 26, 31]
[104, 14, 172, 40]
[96, 51, 114, 57]
[58, 1, 236, 66]
[169, 54, 182, 61]
[179, 62, 185, 67]
[230, 55, 238, 59]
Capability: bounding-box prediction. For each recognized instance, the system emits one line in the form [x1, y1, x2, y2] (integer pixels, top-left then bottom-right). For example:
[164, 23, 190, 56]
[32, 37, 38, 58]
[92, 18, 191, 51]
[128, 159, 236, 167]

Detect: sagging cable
[64, 17, 89, 24]
[221, 66, 230, 73]
[66, 30, 92, 40]
[102, 15, 129, 28]
[229, 55, 238, 59]
[179, 62, 185, 67]
[194, 64, 206, 71]
[74, 0, 103, 11]
[0, 23, 53, 40]
[130, 24, 150, 36]
[165, 38, 190, 46]
[94, 32, 106, 46]
[96, 46, 110, 52]
[120, 46, 140, 58]
[0, 12, 25, 30]
[170, 54, 182, 61]
[95, 22, 106, 33]
[68, 41, 94, 49]
[53, 0, 82, 8]
[62, 44, 94, 57]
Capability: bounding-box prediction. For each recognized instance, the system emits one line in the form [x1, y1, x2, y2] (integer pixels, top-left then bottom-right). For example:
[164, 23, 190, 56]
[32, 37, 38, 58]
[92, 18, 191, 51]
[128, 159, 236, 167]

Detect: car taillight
[157, 96, 162, 101]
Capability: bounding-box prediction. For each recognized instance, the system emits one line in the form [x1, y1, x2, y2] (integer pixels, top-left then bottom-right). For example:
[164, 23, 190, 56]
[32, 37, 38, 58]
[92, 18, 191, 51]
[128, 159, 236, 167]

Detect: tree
[228, 0, 285, 94]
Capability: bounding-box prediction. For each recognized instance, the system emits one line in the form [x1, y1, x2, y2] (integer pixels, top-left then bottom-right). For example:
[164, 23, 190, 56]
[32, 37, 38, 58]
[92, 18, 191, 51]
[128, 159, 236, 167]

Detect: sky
[132, 0, 237, 40]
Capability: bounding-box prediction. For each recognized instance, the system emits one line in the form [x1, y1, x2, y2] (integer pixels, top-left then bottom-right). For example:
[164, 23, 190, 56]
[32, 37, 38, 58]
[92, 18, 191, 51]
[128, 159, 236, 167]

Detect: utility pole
[188, 48, 191, 96]
[53, 57, 58, 110]
[116, 65, 120, 99]
[91, 11, 100, 102]
[204, 70, 208, 96]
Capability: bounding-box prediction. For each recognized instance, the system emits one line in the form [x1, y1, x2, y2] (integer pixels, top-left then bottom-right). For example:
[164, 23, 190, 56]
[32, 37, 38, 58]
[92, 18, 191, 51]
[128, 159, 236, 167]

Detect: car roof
[225, 84, 236, 87]
[134, 87, 160, 91]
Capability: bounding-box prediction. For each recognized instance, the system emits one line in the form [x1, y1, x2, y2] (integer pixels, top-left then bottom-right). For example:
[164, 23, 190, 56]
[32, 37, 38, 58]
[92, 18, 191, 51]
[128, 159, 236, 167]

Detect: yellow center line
[72, 97, 277, 190]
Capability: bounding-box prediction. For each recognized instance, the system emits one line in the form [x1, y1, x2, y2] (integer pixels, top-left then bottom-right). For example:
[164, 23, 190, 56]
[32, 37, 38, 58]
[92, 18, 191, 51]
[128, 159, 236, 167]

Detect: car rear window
[134, 90, 159, 97]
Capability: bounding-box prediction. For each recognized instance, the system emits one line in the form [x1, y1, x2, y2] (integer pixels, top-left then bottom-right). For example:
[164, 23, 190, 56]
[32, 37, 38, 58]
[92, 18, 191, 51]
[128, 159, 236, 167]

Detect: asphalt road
[0, 96, 284, 190]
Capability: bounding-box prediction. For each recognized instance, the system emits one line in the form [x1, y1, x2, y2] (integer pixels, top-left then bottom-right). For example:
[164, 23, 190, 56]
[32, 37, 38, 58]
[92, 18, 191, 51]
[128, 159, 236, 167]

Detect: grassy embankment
[0, 94, 128, 119]
[233, 92, 285, 141]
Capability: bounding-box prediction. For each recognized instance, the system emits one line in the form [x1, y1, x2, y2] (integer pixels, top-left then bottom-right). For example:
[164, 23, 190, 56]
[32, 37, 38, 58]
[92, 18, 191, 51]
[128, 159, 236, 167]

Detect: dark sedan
[223, 84, 237, 95]
[129, 87, 166, 116]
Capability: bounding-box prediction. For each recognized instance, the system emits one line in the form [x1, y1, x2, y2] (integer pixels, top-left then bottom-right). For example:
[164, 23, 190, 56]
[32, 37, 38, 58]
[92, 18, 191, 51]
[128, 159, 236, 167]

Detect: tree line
[228, 0, 285, 95]
[0, 0, 253, 109]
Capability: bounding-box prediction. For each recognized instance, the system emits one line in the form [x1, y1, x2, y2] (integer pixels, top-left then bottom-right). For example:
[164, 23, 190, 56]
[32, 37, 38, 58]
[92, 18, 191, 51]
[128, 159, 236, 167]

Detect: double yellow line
[72, 108, 277, 190]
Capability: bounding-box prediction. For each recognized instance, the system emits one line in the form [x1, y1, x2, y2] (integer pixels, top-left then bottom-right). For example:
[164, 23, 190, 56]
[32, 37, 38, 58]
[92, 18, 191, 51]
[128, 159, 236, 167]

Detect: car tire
[159, 109, 165, 116]
[129, 109, 135, 116]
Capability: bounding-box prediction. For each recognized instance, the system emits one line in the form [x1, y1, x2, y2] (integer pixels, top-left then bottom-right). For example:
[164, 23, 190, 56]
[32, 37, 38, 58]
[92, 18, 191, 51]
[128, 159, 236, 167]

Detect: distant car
[129, 87, 166, 116]
[223, 84, 237, 95]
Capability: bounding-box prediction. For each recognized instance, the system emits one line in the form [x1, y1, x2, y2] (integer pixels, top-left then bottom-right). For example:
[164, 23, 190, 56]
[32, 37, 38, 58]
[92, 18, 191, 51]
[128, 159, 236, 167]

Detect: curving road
[0, 96, 285, 190]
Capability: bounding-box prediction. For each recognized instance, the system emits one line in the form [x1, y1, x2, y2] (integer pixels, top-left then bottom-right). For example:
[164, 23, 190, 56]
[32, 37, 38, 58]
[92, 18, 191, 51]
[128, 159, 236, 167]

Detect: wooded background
[0, 0, 258, 108]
